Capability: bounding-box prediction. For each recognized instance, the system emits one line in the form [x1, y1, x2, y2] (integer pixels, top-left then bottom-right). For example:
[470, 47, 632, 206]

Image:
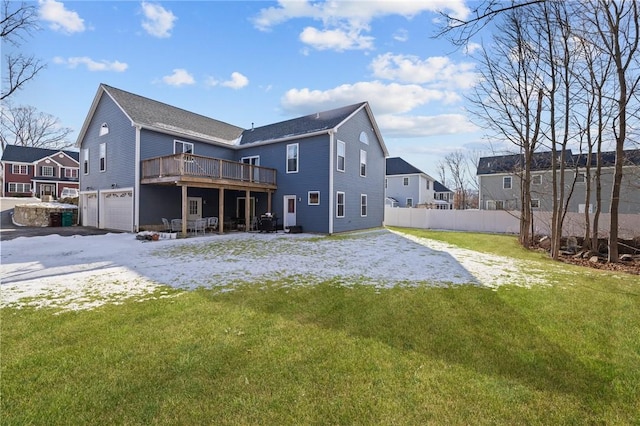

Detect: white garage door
[101, 189, 133, 231]
[83, 193, 98, 227]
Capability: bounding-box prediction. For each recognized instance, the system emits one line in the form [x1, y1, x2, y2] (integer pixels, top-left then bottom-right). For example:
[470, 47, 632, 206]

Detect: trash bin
[61, 211, 73, 227]
[49, 212, 62, 227]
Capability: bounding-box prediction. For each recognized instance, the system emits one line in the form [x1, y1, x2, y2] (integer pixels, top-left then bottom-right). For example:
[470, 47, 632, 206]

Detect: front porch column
[218, 187, 224, 234]
[245, 189, 250, 231]
[181, 185, 188, 236]
[267, 191, 272, 213]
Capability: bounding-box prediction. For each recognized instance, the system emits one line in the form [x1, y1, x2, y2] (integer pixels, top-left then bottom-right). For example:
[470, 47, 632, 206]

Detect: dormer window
[99, 123, 109, 136]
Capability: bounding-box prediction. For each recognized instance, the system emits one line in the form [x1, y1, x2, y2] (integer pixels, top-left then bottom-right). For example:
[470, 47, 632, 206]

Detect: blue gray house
[385, 157, 452, 208]
[76, 84, 388, 234]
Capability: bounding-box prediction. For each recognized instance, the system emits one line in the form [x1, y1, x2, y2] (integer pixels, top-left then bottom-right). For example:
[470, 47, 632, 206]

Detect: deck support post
[245, 189, 250, 231]
[218, 187, 224, 234]
[181, 185, 188, 236]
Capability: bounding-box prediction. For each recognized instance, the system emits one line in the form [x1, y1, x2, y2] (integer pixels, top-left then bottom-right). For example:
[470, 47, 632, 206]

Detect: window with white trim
[174, 140, 193, 154]
[99, 142, 107, 172]
[64, 168, 79, 178]
[8, 182, 30, 193]
[406, 198, 413, 207]
[532, 174, 542, 185]
[360, 194, 367, 217]
[503, 176, 512, 189]
[99, 123, 109, 136]
[531, 199, 540, 209]
[403, 177, 409, 186]
[308, 191, 320, 205]
[426, 180, 430, 189]
[337, 140, 345, 172]
[336, 191, 345, 217]
[12, 164, 28, 175]
[286, 143, 299, 173]
[360, 149, 367, 177]
[82, 148, 89, 175]
[359, 131, 369, 144]
[42, 166, 54, 177]
[575, 172, 586, 183]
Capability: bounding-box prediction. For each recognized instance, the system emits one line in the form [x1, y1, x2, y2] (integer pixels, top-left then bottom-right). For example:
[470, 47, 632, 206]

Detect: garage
[100, 189, 133, 231]
[82, 192, 98, 227]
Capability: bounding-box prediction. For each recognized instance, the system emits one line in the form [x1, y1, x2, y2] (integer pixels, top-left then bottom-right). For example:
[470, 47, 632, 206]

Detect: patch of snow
[0, 229, 552, 313]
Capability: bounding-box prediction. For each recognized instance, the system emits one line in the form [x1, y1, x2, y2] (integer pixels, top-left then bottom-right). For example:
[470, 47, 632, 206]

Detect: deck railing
[141, 154, 277, 186]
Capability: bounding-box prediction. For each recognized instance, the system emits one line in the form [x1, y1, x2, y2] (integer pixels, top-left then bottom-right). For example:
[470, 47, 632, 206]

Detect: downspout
[134, 125, 141, 232]
[328, 130, 335, 234]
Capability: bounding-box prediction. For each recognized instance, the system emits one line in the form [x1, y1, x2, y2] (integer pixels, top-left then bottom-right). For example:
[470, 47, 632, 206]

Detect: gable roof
[238, 102, 388, 155]
[240, 103, 364, 145]
[1, 144, 79, 163]
[477, 149, 640, 175]
[434, 180, 453, 193]
[76, 85, 388, 155]
[76, 84, 245, 147]
[477, 150, 575, 175]
[386, 157, 425, 175]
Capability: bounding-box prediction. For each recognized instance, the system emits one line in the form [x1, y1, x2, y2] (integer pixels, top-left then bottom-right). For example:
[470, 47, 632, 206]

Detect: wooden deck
[141, 153, 277, 190]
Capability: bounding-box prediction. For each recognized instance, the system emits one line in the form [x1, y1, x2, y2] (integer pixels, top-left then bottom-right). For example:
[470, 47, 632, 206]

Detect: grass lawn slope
[2, 229, 639, 424]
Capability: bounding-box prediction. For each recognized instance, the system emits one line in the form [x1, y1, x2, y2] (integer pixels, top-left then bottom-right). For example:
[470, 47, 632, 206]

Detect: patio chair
[206, 217, 218, 232]
[170, 218, 182, 233]
[192, 218, 207, 236]
[162, 218, 171, 232]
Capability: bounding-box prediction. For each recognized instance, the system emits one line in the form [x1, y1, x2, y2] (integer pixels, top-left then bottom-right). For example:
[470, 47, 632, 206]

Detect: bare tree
[1, 0, 45, 101]
[469, 7, 545, 247]
[590, 0, 640, 262]
[0, 104, 73, 150]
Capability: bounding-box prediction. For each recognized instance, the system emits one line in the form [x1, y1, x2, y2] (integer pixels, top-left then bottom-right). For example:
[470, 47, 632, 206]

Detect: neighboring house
[385, 157, 441, 208]
[433, 180, 454, 210]
[477, 149, 640, 213]
[0, 145, 80, 198]
[76, 84, 388, 233]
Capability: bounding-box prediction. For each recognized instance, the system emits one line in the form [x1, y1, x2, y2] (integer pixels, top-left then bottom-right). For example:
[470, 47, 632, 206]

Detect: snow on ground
[0, 229, 551, 312]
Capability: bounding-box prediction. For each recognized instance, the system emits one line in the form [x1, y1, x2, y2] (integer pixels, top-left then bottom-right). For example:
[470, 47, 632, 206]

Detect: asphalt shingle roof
[102, 84, 245, 144]
[385, 157, 424, 175]
[238, 103, 366, 145]
[1, 144, 79, 163]
[434, 180, 452, 193]
[477, 149, 640, 175]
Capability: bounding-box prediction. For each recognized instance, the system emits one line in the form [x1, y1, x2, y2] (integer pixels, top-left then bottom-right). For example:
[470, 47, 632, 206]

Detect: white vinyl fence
[384, 207, 640, 239]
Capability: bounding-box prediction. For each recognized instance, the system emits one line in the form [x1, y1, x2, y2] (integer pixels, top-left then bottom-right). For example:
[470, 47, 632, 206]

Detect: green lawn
[2, 229, 639, 425]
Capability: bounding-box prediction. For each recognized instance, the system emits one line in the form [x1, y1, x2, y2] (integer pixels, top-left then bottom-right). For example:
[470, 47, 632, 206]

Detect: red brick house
[1, 145, 80, 198]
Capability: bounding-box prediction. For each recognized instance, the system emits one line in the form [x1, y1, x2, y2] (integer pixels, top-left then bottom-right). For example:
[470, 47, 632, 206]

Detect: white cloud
[465, 42, 482, 55]
[141, 1, 176, 38]
[38, 0, 85, 34]
[252, 0, 468, 52]
[253, 0, 469, 31]
[53, 56, 128, 72]
[206, 72, 249, 89]
[299, 26, 373, 51]
[162, 69, 194, 86]
[281, 80, 459, 116]
[393, 28, 409, 42]
[370, 53, 478, 89]
[222, 72, 249, 89]
[377, 113, 478, 138]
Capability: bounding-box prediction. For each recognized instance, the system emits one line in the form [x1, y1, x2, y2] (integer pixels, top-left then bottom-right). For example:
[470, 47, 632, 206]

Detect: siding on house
[77, 84, 388, 233]
[80, 93, 137, 191]
[332, 108, 385, 232]
[478, 149, 640, 214]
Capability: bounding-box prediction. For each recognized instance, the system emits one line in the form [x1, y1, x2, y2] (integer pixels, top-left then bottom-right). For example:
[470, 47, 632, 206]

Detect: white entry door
[283, 195, 296, 228]
[187, 197, 202, 220]
[83, 193, 98, 227]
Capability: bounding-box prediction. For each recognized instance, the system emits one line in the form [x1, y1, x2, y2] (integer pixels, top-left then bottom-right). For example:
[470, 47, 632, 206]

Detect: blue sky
[3, 0, 487, 178]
